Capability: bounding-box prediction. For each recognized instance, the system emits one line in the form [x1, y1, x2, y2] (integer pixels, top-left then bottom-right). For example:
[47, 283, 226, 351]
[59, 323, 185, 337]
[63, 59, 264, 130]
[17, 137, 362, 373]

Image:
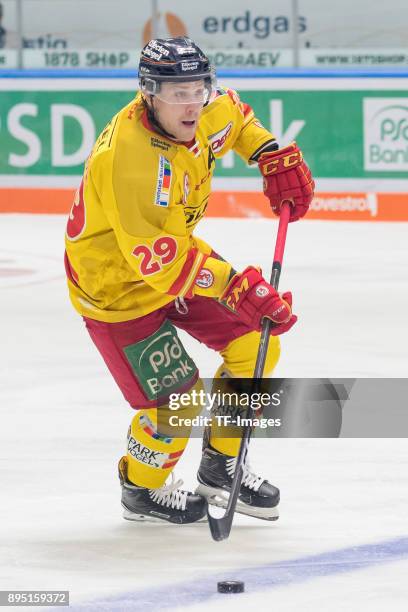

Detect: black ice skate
[118, 457, 207, 524]
[196, 446, 280, 521]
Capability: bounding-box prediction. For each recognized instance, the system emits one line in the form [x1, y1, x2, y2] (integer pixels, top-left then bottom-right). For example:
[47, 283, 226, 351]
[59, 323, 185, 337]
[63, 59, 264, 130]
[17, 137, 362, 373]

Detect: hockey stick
[207, 201, 292, 541]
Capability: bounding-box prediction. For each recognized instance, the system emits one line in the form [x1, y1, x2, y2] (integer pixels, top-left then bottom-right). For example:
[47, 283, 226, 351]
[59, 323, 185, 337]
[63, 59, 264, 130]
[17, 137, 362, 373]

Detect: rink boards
[0, 75, 407, 220]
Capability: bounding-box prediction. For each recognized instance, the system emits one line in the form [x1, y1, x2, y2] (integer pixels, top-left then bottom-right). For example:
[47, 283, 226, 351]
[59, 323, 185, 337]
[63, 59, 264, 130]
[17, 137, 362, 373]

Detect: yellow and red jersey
[64, 87, 276, 322]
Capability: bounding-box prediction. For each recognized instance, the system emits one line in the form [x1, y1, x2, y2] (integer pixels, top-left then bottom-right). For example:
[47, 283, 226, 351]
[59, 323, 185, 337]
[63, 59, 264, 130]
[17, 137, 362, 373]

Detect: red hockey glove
[258, 142, 314, 222]
[220, 266, 297, 335]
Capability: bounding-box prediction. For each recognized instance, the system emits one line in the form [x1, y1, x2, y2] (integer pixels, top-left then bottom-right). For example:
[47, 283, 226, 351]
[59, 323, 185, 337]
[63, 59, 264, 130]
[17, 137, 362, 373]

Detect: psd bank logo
[363, 98, 408, 172]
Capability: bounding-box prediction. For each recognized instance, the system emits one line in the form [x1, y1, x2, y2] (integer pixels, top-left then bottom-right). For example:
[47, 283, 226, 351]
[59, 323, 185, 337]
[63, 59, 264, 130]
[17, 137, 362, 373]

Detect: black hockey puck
[217, 580, 245, 593]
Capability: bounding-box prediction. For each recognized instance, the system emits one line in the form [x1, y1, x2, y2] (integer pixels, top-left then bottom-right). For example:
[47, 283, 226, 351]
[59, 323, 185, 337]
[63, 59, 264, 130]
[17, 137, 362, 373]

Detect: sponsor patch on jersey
[155, 156, 172, 207]
[195, 268, 214, 289]
[183, 172, 190, 204]
[123, 320, 197, 401]
[151, 137, 170, 152]
[140, 414, 173, 444]
[127, 103, 138, 120]
[208, 122, 233, 154]
[127, 437, 182, 469]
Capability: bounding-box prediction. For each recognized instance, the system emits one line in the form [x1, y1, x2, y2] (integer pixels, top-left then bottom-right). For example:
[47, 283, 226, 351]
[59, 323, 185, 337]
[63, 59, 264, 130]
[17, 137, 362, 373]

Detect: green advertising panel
[0, 81, 407, 179]
[0, 90, 133, 175]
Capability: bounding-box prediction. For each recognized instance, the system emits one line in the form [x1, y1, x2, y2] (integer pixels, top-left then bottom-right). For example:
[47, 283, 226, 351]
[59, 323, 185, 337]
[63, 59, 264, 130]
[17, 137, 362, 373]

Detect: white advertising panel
[0, 0, 407, 51]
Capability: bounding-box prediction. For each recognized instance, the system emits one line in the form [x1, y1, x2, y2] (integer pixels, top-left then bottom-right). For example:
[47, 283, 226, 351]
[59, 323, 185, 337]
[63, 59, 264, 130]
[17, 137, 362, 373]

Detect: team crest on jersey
[195, 268, 214, 289]
[155, 156, 172, 207]
[184, 199, 208, 228]
[208, 122, 233, 154]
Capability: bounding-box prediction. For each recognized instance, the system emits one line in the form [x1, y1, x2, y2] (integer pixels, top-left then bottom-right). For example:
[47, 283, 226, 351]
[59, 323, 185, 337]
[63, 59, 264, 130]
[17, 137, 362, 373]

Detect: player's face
[153, 81, 207, 141]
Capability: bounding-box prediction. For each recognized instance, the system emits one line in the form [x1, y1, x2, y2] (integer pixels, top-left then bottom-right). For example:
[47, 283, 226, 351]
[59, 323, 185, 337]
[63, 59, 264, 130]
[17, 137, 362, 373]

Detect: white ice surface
[0, 215, 407, 611]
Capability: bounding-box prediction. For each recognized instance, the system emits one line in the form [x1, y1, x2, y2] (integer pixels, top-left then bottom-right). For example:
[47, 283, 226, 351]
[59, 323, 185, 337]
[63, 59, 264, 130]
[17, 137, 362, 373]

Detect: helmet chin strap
[145, 96, 177, 141]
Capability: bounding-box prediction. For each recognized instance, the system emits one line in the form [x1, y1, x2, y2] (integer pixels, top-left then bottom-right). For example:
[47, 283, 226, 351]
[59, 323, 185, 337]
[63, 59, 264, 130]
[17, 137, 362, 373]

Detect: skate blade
[122, 508, 207, 524]
[196, 483, 279, 521]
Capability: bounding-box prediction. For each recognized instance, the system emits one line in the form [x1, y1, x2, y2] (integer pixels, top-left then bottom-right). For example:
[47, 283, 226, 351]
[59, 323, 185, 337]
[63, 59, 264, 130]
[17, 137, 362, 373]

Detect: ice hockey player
[64, 37, 314, 524]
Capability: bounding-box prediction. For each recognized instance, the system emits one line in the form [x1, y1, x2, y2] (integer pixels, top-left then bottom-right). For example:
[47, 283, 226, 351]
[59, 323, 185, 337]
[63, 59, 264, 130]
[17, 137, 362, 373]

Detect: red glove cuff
[258, 142, 315, 222]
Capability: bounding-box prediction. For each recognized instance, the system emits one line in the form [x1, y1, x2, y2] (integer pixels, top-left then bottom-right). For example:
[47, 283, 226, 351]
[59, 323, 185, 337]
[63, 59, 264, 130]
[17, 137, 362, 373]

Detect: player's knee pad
[126, 379, 204, 488]
[218, 330, 280, 378]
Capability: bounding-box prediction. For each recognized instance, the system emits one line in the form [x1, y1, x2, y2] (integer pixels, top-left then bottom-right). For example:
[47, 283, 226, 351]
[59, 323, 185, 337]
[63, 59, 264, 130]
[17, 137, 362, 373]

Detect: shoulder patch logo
[208, 122, 233, 154]
[195, 268, 214, 289]
[155, 156, 172, 207]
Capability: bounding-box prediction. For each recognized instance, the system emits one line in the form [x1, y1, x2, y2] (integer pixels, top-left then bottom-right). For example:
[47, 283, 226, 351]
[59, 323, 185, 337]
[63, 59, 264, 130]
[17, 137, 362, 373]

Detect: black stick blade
[207, 508, 234, 541]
